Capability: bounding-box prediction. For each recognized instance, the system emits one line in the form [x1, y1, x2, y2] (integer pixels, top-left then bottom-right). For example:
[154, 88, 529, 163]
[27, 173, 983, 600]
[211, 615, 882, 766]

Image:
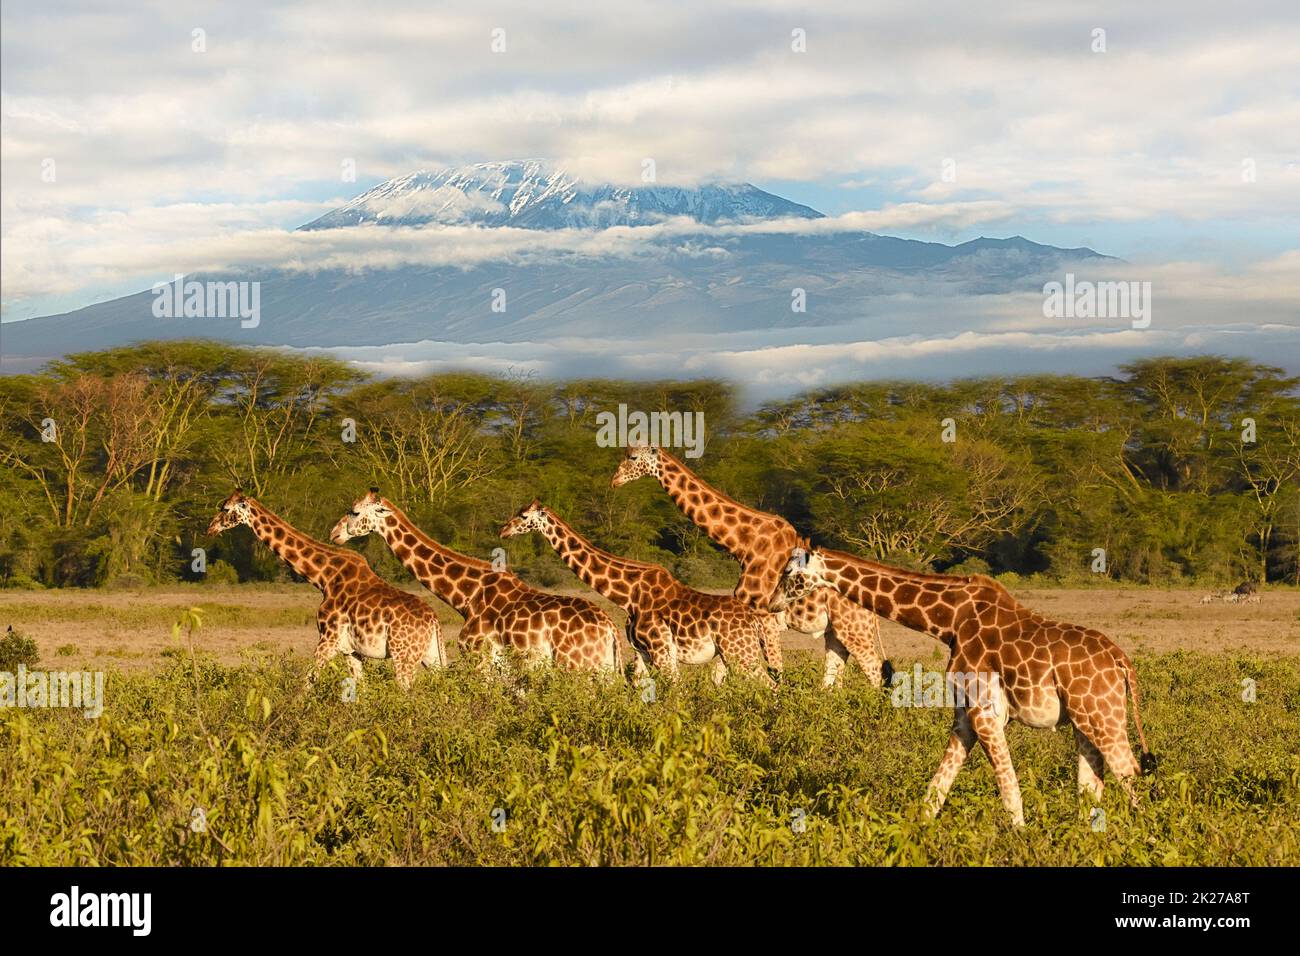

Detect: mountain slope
[2, 235, 1113, 356]
[2, 164, 1114, 359]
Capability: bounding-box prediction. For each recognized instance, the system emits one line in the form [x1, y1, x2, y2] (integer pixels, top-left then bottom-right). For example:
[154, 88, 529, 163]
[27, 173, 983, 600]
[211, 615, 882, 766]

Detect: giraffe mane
[656, 447, 789, 524]
[380, 496, 496, 571]
[820, 547, 1012, 593]
[540, 504, 665, 574]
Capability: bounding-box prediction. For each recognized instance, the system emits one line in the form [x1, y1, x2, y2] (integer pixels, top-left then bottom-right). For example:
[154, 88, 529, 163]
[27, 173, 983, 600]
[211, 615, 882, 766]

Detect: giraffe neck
[377, 501, 489, 614]
[655, 448, 776, 559]
[536, 509, 646, 608]
[817, 548, 995, 644]
[245, 500, 351, 593]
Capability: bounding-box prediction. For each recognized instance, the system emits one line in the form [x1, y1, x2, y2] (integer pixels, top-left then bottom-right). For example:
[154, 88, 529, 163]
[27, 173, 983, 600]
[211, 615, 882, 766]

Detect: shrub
[670, 552, 738, 590]
[0, 627, 39, 671]
[0, 572, 44, 590]
[945, 556, 992, 577]
[1, 651, 1296, 865]
[203, 560, 241, 585]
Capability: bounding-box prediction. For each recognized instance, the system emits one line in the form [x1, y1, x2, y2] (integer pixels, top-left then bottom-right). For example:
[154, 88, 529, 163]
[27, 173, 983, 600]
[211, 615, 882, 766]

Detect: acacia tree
[2, 346, 1298, 587]
[216, 354, 361, 495]
[338, 379, 497, 504]
[0, 373, 160, 527]
[1235, 413, 1300, 582]
[803, 420, 1042, 569]
[1123, 357, 1287, 493]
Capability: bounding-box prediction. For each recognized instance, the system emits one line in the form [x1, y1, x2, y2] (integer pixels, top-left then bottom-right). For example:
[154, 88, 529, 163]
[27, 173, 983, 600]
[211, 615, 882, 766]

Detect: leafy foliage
[0, 627, 39, 671]
[1, 343, 1297, 588]
[1, 652, 1296, 865]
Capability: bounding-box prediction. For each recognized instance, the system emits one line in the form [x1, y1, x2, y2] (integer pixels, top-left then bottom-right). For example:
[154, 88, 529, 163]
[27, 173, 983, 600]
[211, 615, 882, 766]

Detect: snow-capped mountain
[4, 163, 1115, 361]
[300, 160, 825, 230]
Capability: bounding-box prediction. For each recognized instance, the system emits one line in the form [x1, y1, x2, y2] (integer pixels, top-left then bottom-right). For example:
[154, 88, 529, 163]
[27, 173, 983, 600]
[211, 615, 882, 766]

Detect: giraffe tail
[1118, 648, 1157, 775]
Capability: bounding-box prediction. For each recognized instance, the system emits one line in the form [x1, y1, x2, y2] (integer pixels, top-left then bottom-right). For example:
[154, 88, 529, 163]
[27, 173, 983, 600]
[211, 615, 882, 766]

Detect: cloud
[305, 321, 1300, 404]
[0, 200, 1031, 306]
[2, 0, 1299, 316]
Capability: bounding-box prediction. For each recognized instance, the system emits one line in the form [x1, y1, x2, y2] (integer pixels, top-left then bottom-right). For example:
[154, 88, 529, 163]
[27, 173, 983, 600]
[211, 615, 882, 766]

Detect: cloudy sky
[2, 0, 1297, 387]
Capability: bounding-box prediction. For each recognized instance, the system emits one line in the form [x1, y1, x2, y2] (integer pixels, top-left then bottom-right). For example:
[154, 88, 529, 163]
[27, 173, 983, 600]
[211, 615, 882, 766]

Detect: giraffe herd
[205, 443, 1157, 826]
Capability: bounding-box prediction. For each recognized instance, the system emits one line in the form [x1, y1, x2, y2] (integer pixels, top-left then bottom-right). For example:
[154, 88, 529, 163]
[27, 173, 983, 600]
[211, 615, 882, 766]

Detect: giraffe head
[330, 487, 392, 543]
[206, 489, 254, 536]
[769, 541, 828, 611]
[610, 443, 661, 487]
[499, 498, 551, 538]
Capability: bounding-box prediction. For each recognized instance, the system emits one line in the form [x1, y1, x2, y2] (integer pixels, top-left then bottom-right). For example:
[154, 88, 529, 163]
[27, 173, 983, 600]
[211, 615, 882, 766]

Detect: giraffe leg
[821, 631, 849, 689]
[624, 617, 650, 679]
[924, 707, 976, 818]
[822, 592, 888, 688]
[1074, 726, 1105, 800]
[710, 656, 728, 686]
[718, 623, 776, 688]
[630, 646, 650, 679]
[393, 649, 419, 691]
[1096, 721, 1143, 807]
[843, 620, 886, 688]
[1070, 677, 1144, 807]
[970, 707, 1025, 826]
[309, 611, 345, 686]
[421, 622, 446, 669]
[645, 619, 678, 677]
[759, 618, 784, 673]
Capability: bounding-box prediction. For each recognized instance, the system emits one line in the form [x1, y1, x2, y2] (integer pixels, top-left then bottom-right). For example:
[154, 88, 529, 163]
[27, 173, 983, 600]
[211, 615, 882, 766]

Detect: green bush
[946, 556, 992, 577]
[1, 650, 1296, 866]
[0, 572, 44, 590]
[203, 560, 241, 585]
[670, 552, 739, 590]
[0, 627, 39, 671]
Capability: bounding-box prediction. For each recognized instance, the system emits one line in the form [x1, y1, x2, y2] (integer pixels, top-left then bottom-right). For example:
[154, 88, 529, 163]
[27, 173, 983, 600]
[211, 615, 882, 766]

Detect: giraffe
[205, 490, 444, 690]
[772, 545, 1157, 826]
[782, 586, 893, 690]
[330, 490, 622, 674]
[610, 443, 890, 688]
[499, 500, 781, 688]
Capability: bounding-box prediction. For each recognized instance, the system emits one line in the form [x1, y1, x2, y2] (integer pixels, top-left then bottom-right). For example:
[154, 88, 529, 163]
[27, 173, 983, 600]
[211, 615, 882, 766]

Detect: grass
[0, 599, 461, 631]
[2, 650, 1297, 866]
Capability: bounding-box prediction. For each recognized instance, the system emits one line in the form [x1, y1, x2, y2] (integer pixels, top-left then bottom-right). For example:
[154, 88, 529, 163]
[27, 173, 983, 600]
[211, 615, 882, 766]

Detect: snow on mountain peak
[301, 160, 825, 231]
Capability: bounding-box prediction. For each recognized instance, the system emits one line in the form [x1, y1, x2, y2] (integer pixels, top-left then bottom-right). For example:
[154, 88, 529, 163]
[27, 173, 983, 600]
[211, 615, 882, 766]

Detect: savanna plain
[2, 583, 1297, 866]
